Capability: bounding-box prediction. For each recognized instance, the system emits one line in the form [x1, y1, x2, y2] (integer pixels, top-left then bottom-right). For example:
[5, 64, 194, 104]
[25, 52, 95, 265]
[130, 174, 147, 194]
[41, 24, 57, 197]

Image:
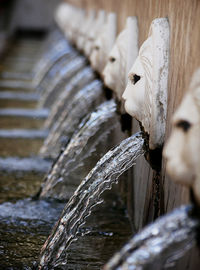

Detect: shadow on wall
[9, 0, 61, 32]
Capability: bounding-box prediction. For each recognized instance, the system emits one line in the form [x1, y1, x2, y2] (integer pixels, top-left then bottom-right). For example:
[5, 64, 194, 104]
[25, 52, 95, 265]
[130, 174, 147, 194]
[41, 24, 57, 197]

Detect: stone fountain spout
[103, 16, 138, 102]
[123, 18, 170, 150]
[164, 68, 200, 205]
[90, 12, 117, 74]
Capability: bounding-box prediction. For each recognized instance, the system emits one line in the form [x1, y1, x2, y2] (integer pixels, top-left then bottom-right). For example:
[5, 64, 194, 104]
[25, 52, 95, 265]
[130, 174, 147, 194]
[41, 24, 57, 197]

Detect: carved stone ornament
[84, 10, 106, 57]
[54, 3, 72, 31]
[55, 3, 84, 44]
[163, 68, 200, 204]
[123, 18, 170, 149]
[76, 10, 96, 51]
[103, 16, 138, 100]
[69, 8, 85, 44]
[89, 12, 117, 74]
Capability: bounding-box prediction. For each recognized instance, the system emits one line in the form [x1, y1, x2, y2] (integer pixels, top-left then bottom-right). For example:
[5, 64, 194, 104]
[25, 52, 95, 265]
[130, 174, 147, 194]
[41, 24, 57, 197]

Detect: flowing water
[0, 30, 138, 270]
[39, 56, 87, 108]
[104, 204, 200, 270]
[44, 66, 95, 129]
[0, 191, 133, 270]
[1, 30, 198, 270]
[40, 100, 120, 200]
[0, 32, 74, 90]
[39, 132, 145, 269]
[32, 39, 73, 88]
[37, 51, 78, 94]
[40, 80, 104, 159]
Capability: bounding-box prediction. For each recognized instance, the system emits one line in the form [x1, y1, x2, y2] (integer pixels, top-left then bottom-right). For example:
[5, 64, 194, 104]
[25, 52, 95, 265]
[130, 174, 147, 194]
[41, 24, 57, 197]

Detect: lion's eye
[176, 120, 192, 132]
[109, 57, 116, 63]
[130, 74, 141, 85]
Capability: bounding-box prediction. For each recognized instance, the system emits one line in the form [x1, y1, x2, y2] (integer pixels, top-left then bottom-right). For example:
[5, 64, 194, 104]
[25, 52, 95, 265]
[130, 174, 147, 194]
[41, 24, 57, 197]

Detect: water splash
[44, 66, 95, 130]
[40, 100, 120, 200]
[39, 132, 145, 269]
[104, 204, 199, 270]
[40, 80, 104, 159]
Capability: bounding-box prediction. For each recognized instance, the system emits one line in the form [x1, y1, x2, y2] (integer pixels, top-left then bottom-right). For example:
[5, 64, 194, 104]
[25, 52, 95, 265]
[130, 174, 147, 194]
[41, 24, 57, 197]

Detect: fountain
[44, 66, 96, 129]
[84, 10, 106, 57]
[40, 100, 120, 200]
[123, 18, 170, 149]
[103, 16, 138, 102]
[104, 204, 199, 270]
[163, 68, 200, 204]
[103, 67, 200, 270]
[40, 79, 104, 159]
[0, 2, 199, 270]
[39, 132, 145, 269]
[0, 30, 73, 88]
[90, 12, 117, 74]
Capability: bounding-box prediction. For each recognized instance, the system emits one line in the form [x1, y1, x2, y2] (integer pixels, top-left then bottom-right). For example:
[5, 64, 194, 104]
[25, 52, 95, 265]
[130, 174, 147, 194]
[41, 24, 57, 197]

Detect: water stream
[37, 52, 78, 94]
[104, 204, 200, 270]
[39, 132, 145, 269]
[40, 100, 120, 200]
[39, 56, 86, 108]
[40, 80, 104, 159]
[44, 66, 95, 130]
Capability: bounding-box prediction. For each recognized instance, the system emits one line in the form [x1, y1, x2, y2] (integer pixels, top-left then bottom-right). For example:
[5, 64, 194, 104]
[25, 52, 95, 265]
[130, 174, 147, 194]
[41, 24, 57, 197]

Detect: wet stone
[0, 108, 48, 129]
[0, 129, 48, 157]
[0, 157, 52, 203]
[0, 91, 40, 108]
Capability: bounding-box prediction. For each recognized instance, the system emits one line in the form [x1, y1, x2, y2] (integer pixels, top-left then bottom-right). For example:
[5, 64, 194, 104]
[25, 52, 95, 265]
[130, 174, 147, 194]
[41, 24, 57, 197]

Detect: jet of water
[39, 56, 86, 108]
[44, 66, 95, 130]
[38, 132, 145, 269]
[103, 204, 199, 270]
[40, 80, 104, 159]
[40, 100, 120, 200]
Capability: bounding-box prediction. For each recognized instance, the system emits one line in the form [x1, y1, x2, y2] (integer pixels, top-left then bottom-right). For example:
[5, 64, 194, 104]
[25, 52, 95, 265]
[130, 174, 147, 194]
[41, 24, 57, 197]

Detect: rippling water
[0, 199, 65, 270]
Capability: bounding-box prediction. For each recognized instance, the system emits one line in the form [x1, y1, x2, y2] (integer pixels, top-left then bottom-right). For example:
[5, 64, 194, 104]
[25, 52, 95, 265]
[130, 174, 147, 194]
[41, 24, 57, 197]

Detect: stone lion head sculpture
[164, 68, 200, 204]
[76, 10, 96, 51]
[123, 18, 170, 149]
[84, 10, 106, 57]
[89, 12, 117, 74]
[54, 3, 73, 33]
[103, 16, 138, 100]
[68, 9, 85, 44]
